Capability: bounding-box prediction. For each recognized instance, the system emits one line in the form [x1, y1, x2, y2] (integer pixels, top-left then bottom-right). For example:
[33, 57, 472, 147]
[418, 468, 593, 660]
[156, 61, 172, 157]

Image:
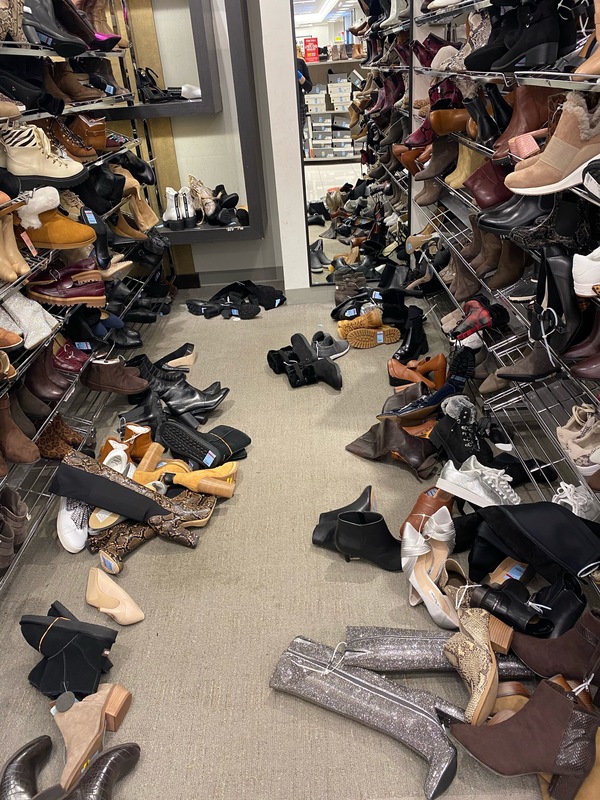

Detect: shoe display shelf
[414, 64, 600, 93]
[414, 0, 492, 28]
[0, 252, 51, 305]
[0, 260, 166, 595]
[0, 41, 127, 59]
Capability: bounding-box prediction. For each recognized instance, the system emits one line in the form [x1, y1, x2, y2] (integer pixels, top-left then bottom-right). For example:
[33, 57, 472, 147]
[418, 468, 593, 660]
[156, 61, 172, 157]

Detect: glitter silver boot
[343, 626, 534, 679]
[270, 636, 464, 800]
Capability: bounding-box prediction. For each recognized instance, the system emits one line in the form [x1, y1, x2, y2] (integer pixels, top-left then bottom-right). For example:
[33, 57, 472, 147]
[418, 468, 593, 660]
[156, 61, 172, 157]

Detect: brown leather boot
[346, 418, 438, 478]
[53, 62, 103, 102]
[486, 239, 530, 289]
[0, 395, 40, 466]
[451, 680, 599, 798]
[493, 85, 556, 163]
[0, 486, 29, 547]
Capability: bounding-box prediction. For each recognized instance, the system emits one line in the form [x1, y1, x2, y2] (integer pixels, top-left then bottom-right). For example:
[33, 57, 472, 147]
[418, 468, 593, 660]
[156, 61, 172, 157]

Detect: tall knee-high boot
[343, 626, 535, 679]
[270, 637, 464, 800]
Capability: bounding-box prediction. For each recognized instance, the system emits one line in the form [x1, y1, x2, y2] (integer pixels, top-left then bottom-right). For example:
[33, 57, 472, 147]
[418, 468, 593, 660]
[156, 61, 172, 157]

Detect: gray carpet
[0, 298, 539, 800]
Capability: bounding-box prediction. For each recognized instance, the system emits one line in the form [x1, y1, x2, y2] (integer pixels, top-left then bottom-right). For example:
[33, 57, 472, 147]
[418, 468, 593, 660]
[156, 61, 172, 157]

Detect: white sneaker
[2, 125, 85, 187]
[556, 404, 596, 446]
[57, 497, 90, 553]
[552, 481, 599, 521]
[573, 245, 600, 297]
[437, 456, 520, 508]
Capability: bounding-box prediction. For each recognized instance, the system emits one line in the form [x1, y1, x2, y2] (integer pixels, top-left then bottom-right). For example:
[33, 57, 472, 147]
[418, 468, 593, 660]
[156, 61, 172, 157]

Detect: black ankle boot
[290, 334, 343, 390]
[484, 83, 513, 132]
[492, 0, 560, 71]
[334, 511, 401, 571]
[20, 615, 118, 698]
[312, 487, 375, 550]
[464, 93, 499, 149]
[392, 306, 428, 361]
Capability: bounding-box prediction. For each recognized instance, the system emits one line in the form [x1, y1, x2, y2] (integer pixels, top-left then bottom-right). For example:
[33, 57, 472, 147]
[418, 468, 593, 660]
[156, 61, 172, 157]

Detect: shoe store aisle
[0, 295, 536, 800]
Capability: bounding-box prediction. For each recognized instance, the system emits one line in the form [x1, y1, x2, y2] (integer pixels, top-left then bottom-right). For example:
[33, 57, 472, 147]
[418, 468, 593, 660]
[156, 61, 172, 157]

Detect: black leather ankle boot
[464, 93, 500, 149]
[484, 83, 513, 132]
[392, 306, 428, 361]
[334, 510, 401, 571]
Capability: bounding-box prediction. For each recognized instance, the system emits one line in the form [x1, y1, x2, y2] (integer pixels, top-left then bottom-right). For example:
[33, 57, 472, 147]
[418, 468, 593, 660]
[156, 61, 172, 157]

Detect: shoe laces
[56, 120, 88, 149]
[34, 127, 72, 169]
[552, 481, 592, 515]
[477, 467, 519, 503]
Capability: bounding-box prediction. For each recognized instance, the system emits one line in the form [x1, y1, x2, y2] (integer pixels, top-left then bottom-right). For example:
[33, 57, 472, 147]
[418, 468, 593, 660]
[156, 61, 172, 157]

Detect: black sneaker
[507, 275, 538, 302]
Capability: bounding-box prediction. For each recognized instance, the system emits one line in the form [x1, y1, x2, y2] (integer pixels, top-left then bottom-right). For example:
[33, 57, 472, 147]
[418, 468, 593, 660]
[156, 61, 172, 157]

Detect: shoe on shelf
[436, 455, 521, 508]
[556, 405, 597, 447]
[3, 127, 87, 189]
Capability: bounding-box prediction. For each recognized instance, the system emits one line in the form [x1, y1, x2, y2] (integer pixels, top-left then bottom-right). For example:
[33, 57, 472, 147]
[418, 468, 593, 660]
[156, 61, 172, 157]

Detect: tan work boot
[53, 683, 132, 789]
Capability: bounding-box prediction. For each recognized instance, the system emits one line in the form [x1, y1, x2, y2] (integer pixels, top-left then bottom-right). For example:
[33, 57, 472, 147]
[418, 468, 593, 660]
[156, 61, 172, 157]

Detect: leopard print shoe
[38, 425, 71, 460]
[52, 414, 84, 447]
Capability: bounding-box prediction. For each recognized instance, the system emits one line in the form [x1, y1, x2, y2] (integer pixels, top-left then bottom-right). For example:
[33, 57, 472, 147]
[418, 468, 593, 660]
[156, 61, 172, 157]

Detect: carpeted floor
[0, 298, 539, 800]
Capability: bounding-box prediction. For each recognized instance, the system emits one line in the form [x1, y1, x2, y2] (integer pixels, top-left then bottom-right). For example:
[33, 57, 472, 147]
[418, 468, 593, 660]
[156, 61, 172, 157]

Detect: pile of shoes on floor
[268, 345, 600, 800]
[268, 332, 349, 391]
[163, 177, 249, 230]
[310, 179, 406, 282]
[186, 280, 286, 320]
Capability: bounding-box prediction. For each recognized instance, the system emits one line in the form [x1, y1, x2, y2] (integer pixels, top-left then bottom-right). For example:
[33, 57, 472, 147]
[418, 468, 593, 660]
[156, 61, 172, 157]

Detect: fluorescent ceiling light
[296, 0, 339, 25]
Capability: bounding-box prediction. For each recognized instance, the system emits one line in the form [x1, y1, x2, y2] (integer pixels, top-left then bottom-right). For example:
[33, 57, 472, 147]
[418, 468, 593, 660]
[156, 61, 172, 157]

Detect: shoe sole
[338, 308, 383, 339]
[573, 281, 599, 297]
[436, 477, 496, 508]
[25, 234, 96, 250]
[510, 156, 599, 196]
[27, 290, 105, 307]
[17, 170, 89, 190]
[347, 326, 401, 349]
[158, 420, 226, 469]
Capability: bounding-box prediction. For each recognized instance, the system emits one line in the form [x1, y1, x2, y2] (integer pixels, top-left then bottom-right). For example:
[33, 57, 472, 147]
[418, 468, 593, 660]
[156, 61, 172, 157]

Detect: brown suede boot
[0, 487, 29, 547]
[0, 516, 14, 573]
[511, 609, 600, 686]
[472, 231, 502, 277]
[451, 680, 599, 795]
[53, 683, 132, 789]
[450, 259, 481, 303]
[459, 214, 483, 263]
[486, 239, 530, 290]
[0, 396, 40, 466]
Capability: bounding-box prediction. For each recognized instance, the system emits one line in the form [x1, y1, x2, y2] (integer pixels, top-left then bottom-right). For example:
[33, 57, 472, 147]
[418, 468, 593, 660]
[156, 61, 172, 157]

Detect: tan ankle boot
[1, 214, 30, 276]
[53, 683, 132, 789]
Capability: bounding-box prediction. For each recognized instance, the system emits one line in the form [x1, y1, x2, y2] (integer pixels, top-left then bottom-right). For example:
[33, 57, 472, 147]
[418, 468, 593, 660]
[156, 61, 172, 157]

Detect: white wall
[151, 0, 310, 291]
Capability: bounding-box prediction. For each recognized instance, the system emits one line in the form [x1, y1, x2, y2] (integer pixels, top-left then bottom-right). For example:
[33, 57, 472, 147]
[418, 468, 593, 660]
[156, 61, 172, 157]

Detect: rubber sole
[27, 290, 105, 307]
[436, 477, 495, 508]
[158, 420, 225, 469]
[347, 325, 401, 349]
[18, 170, 89, 190]
[508, 155, 598, 196]
[573, 280, 598, 297]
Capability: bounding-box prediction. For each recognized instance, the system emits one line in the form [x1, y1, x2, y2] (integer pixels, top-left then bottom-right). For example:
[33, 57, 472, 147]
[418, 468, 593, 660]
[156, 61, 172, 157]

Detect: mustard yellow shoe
[337, 307, 383, 339]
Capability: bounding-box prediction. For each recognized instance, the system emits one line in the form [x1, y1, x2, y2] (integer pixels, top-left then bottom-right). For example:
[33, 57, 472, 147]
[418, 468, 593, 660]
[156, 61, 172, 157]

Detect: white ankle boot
[178, 187, 196, 228]
[2, 125, 85, 187]
[162, 187, 184, 230]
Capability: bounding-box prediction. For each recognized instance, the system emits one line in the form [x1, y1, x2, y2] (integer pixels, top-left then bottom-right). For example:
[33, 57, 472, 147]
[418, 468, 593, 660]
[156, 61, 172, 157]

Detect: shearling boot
[0, 396, 40, 466]
[506, 92, 600, 194]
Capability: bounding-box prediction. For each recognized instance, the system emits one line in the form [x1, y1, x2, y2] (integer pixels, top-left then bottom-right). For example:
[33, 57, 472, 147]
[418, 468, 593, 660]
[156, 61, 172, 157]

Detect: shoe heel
[195, 476, 235, 498]
[489, 615, 513, 655]
[548, 772, 587, 800]
[496, 681, 530, 700]
[104, 684, 132, 732]
[524, 42, 558, 67]
[167, 219, 185, 231]
[99, 550, 122, 575]
[136, 442, 165, 473]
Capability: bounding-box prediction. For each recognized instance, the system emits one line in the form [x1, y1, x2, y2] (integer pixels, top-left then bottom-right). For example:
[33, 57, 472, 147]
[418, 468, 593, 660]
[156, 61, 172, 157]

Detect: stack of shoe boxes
[308, 111, 333, 159]
[328, 74, 352, 113]
[305, 85, 333, 158]
[328, 74, 353, 159]
[332, 115, 353, 159]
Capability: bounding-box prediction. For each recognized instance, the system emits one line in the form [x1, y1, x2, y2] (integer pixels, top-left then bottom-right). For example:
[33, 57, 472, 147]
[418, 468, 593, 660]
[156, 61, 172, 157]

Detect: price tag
[20, 232, 38, 257]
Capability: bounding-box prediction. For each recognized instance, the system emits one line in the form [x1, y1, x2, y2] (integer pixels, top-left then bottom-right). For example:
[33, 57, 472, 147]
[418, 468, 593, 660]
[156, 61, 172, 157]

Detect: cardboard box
[349, 70, 364, 88]
[310, 113, 332, 125]
[311, 123, 332, 133]
[311, 131, 332, 142]
[333, 104, 350, 113]
[328, 72, 348, 83]
[333, 114, 351, 129]
[309, 84, 328, 95]
[328, 81, 352, 93]
[311, 147, 335, 158]
[332, 130, 352, 140]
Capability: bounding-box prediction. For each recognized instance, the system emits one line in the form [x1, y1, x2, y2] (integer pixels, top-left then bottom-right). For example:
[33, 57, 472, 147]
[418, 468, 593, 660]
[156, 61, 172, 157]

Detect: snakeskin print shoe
[97, 522, 157, 575]
[443, 608, 513, 725]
